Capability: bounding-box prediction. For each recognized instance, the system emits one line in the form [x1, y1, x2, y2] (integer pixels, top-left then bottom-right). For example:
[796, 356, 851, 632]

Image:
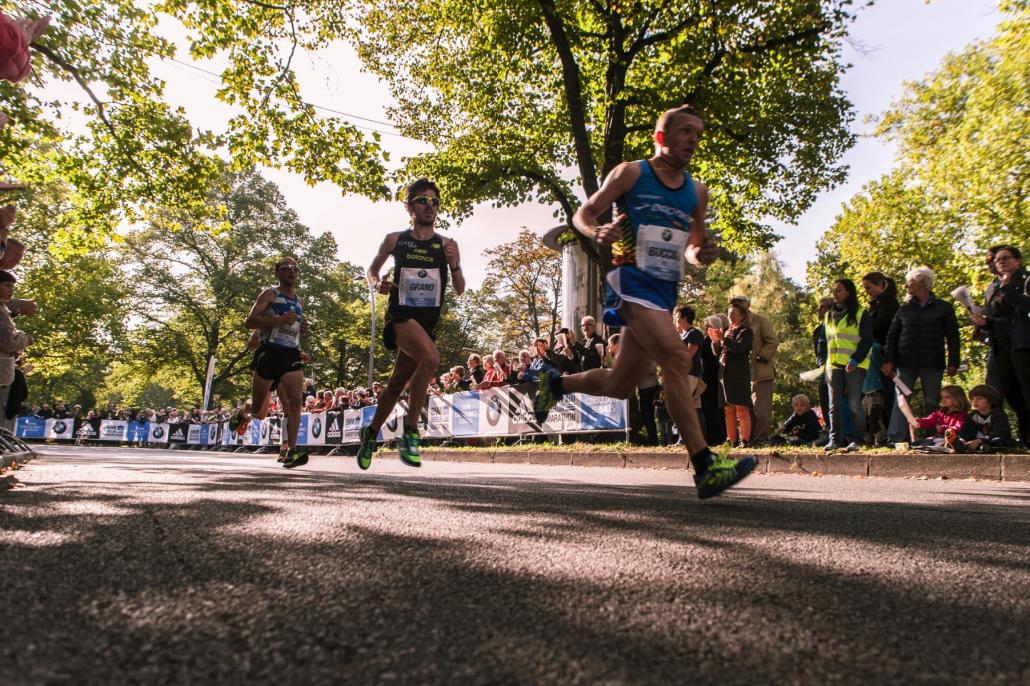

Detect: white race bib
[635, 224, 688, 282]
[268, 320, 301, 348]
[400, 267, 442, 307]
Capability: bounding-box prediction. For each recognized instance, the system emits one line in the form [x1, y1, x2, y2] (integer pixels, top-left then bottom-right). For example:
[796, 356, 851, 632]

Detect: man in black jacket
[573, 316, 606, 371]
[882, 266, 961, 443]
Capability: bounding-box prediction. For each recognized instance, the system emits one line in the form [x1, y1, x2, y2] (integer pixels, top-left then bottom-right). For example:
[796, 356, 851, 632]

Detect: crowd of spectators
[17, 246, 1030, 457]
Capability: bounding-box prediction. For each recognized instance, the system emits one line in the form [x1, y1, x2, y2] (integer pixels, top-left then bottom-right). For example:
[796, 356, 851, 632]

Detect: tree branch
[259, 6, 299, 111]
[29, 42, 150, 180]
[534, 0, 600, 197]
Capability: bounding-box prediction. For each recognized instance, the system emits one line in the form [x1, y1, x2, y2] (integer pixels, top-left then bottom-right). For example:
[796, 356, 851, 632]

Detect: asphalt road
[2, 446, 1028, 685]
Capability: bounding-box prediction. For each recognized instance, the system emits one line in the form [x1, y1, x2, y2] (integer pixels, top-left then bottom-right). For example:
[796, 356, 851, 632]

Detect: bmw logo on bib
[418, 269, 428, 278]
[662, 228, 673, 241]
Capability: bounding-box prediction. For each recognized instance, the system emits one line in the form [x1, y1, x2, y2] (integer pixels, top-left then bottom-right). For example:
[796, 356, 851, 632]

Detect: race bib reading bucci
[400, 267, 441, 307]
[635, 224, 688, 282]
[269, 319, 301, 348]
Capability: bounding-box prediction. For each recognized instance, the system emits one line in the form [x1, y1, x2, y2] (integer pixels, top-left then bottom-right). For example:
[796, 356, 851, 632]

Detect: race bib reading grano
[635, 224, 688, 282]
[399, 267, 441, 307]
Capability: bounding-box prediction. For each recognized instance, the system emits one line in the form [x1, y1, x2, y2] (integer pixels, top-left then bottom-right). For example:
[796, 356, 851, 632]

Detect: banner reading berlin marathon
[13, 385, 627, 445]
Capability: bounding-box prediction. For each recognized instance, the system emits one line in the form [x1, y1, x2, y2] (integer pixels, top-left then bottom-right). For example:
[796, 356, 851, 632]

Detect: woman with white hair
[882, 265, 961, 443]
[697, 315, 727, 445]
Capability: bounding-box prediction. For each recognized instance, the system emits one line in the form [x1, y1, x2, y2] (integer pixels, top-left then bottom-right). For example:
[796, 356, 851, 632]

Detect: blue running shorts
[603, 265, 677, 327]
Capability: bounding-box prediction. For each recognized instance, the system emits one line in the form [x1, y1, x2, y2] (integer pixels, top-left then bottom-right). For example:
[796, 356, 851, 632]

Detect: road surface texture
[2, 446, 1028, 685]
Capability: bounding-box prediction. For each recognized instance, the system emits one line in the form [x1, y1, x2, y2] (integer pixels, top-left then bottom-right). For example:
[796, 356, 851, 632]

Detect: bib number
[400, 267, 441, 307]
[635, 224, 688, 282]
[269, 320, 301, 348]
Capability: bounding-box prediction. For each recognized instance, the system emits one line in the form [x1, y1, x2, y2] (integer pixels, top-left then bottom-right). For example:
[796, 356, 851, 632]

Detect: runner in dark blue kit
[534, 105, 756, 499]
[232, 257, 311, 469]
[356, 179, 465, 469]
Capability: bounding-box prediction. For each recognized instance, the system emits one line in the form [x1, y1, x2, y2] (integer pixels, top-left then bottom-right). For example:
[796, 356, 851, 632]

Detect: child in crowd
[771, 394, 822, 446]
[862, 390, 886, 446]
[955, 384, 1015, 453]
[909, 385, 969, 449]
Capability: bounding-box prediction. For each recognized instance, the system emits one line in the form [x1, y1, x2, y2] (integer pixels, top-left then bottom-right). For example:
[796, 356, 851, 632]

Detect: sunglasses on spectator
[411, 195, 441, 208]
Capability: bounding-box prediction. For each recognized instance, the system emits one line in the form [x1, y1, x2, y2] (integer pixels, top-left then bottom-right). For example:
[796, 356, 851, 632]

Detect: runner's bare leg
[392, 319, 439, 429]
[560, 302, 707, 455]
[368, 350, 419, 433]
[277, 370, 304, 450]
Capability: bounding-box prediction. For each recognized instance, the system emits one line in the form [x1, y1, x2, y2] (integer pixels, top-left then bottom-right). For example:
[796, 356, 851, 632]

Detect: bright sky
[44, 0, 1004, 288]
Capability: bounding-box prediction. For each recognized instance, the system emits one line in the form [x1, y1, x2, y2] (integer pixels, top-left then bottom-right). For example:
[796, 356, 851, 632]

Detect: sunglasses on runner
[411, 195, 441, 208]
[276, 264, 300, 272]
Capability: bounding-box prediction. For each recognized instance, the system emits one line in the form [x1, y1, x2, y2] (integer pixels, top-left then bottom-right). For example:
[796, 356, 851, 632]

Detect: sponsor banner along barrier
[14, 385, 627, 445]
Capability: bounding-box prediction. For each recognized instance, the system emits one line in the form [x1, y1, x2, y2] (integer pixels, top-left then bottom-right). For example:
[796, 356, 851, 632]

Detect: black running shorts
[251, 344, 303, 382]
[383, 309, 440, 351]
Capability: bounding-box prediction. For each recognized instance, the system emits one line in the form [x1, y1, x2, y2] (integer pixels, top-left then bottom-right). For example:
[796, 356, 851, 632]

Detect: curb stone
[867, 453, 1001, 481]
[418, 449, 1029, 482]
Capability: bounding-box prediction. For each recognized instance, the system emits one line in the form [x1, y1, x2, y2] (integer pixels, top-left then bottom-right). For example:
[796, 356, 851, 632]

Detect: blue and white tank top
[612, 160, 698, 282]
[260, 289, 303, 349]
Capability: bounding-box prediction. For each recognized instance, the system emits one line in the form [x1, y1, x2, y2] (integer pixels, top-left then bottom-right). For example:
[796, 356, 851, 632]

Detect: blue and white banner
[126, 421, 149, 443]
[14, 385, 627, 445]
[14, 416, 46, 440]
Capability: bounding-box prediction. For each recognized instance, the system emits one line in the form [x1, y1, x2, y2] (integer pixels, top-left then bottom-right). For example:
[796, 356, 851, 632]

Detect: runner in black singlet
[356, 179, 464, 469]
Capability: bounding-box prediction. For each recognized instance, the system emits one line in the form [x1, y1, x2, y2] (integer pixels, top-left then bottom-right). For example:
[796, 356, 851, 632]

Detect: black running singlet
[388, 230, 449, 317]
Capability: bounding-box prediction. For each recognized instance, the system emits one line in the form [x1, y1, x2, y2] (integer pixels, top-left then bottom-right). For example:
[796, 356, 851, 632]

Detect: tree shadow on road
[2, 456, 1028, 684]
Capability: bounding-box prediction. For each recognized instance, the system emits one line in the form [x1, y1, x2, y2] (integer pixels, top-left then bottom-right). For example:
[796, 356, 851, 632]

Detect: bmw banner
[44, 418, 76, 440]
[305, 411, 326, 446]
[477, 388, 509, 436]
[147, 422, 169, 444]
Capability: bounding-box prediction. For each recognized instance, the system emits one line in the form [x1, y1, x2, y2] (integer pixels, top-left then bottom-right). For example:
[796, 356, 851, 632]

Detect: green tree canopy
[345, 0, 860, 252]
[119, 166, 341, 402]
[0, 0, 389, 238]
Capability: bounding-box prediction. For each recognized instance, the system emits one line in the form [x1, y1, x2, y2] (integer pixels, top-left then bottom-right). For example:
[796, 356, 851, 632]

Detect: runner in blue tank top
[534, 105, 756, 499]
[233, 257, 311, 469]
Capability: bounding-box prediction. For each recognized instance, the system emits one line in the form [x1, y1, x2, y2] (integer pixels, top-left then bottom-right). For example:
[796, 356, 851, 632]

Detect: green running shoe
[357, 425, 376, 470]
[398, 427, 421, 467]
[695, 454, 757, 499]
[282, 447, 309, 470]
[533, 369, 561, 423]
